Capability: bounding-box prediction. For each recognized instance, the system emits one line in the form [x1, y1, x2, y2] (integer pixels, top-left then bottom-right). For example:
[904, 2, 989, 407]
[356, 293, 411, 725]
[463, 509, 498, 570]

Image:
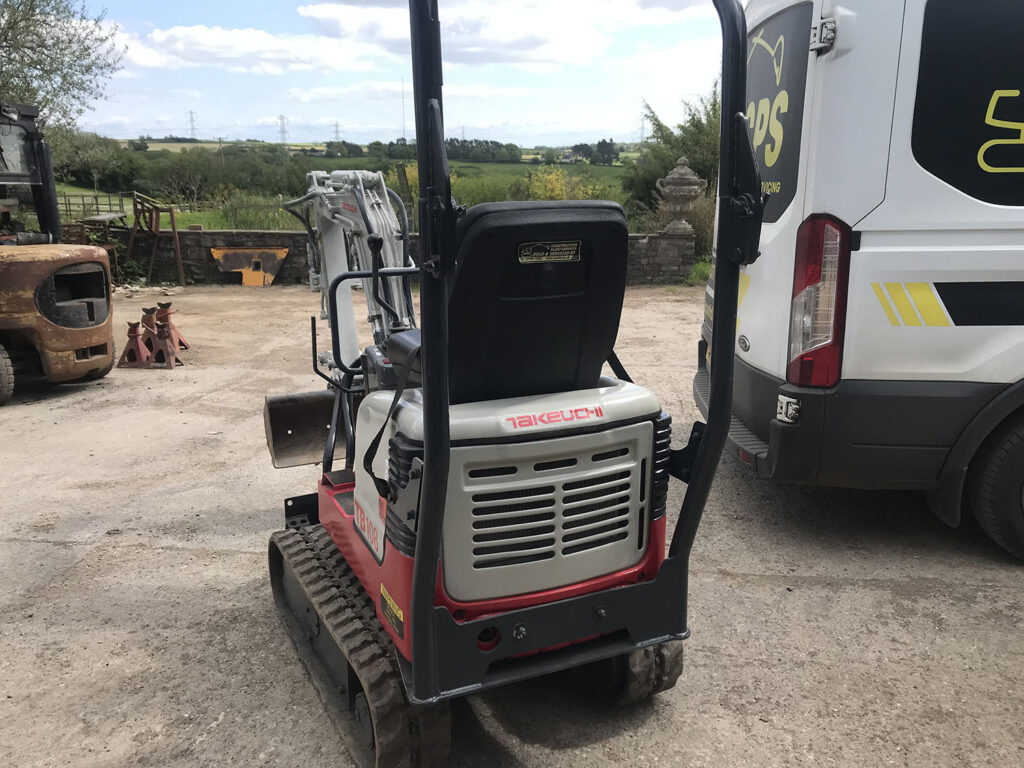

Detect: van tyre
[0, 344, 14, 405]
[970, 415, 1024, 559]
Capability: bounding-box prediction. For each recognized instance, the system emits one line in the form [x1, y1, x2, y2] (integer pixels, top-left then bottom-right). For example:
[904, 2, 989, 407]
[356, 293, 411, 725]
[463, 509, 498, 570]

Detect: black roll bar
[401, 0, 762, 702]
[670, 0, 763, 568]
[325, 267, 420, 378]
[408, 0, 456, 701]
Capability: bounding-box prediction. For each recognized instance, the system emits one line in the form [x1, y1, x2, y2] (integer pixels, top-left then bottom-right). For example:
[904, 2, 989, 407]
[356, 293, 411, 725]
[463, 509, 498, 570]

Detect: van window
[746, 2, 813, 223]
[912, 0, 1024, 206]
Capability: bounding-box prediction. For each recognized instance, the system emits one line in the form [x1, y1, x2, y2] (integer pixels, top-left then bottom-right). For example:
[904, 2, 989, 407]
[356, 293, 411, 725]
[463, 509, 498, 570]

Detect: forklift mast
[0, 102, 62, 243]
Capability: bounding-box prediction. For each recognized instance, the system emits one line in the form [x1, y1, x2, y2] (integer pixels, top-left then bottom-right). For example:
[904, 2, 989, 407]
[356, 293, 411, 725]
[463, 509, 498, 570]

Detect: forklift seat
[387, 200, 629, 405]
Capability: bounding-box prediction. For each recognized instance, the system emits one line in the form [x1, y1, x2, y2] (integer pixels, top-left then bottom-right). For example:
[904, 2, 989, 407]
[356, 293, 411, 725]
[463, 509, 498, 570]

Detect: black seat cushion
[446, 200, 628, 405]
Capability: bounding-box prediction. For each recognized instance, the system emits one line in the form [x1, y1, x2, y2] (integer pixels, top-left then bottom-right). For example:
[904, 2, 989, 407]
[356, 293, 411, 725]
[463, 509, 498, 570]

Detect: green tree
[542, 148, 557, 165]
[591, 138, 619, 165]
[160, 150, 211, 209]
[0, 0, 124, 125]
[571, 143, 593, 160]
[622, 80, 721, 214]
[367, 141, 387, 158]
[76, 133, 120, 191]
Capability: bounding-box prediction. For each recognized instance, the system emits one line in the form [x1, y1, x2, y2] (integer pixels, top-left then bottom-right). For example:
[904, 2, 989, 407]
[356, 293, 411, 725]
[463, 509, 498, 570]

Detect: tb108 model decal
[744, 2, 812, 223]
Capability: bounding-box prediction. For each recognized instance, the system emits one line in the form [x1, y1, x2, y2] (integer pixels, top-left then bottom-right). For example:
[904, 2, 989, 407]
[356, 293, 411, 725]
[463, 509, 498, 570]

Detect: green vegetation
[685, 260, 713, 287]
[687, 194, 717, 260]
[158, 197, 303, 232]
[47, 98, 723, 240]
[54, 182, 97, 196]
[623, 81, 721, 253]
[0, 0, 123, 125]
[446, 161, 626, 208]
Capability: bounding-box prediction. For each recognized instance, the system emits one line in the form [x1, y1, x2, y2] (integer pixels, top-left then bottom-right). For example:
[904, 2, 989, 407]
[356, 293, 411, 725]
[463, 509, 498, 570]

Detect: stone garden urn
[655, 156, 707, 236]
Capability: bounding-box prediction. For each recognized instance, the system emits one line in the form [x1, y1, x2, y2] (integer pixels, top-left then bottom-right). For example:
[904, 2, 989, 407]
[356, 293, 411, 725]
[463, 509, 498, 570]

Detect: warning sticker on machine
[380, 583, 405, 640]
[518, 240, 581, 264]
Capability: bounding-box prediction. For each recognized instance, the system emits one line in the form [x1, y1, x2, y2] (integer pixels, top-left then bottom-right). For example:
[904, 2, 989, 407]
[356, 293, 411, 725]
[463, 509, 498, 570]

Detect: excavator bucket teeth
[264, 390, 343, 468]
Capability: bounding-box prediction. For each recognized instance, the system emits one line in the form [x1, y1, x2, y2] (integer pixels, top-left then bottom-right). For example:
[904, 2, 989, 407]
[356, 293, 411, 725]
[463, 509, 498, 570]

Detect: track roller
[580, 640, 684, 705]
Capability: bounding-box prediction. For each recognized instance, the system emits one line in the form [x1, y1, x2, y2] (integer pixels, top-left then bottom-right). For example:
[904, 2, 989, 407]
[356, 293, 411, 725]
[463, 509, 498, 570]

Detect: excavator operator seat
[385, 200, 629, 404]
[448, 200, 628, 404]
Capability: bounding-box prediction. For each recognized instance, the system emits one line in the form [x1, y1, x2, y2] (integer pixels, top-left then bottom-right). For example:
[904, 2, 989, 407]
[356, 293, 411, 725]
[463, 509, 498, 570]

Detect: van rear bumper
[692, 339, 1004, 490]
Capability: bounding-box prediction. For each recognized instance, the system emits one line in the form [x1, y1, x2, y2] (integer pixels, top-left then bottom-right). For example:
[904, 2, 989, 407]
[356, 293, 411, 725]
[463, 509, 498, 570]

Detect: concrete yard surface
[1, 285, 1021, 767]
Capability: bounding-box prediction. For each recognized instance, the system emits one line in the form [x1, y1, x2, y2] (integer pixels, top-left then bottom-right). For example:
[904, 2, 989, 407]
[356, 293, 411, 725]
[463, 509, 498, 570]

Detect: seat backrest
[447, 200, 628, 405]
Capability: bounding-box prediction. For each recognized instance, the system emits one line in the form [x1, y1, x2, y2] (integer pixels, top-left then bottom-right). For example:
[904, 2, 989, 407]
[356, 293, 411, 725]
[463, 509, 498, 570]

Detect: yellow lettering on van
[753, 97, 771, 150]
[978, 89, 1024, 173]
[748, 31, 785, 88]
[765, 91, 788, 168]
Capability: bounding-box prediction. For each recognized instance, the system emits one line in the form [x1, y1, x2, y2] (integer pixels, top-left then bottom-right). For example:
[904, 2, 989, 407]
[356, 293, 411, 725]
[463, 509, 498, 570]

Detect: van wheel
[970, 414, 1024, 559]
[0, 344, 14, 405]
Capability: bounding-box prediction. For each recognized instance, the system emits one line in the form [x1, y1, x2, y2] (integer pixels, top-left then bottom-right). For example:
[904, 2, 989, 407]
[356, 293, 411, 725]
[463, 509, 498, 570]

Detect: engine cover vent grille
[443, 420, 659, 602]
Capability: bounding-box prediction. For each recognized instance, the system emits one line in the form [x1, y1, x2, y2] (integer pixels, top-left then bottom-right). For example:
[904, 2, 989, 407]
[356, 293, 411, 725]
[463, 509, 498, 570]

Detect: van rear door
[704, 0, 820, 386]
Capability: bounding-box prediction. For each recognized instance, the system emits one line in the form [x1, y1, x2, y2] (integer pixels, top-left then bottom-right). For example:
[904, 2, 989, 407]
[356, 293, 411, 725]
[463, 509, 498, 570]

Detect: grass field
[55, 182, 99, 196]
[66, 149, 631, 229]
[445, 160, 627, 207]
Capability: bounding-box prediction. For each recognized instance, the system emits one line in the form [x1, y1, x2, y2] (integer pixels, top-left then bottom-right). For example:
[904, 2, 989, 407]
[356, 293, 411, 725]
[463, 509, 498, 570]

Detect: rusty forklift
[263, 0, 763, 764]
[0, 102, 114, 404]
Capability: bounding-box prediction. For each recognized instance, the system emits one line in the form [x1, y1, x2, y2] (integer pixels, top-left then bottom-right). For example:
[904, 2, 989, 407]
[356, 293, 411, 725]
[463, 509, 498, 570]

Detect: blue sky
[83, 0, 724, 146]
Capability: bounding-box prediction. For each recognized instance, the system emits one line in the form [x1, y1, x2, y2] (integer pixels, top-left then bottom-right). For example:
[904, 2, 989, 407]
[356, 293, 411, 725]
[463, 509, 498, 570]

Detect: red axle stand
[117, 322, 151, 368]
[156, 302, 189, 351]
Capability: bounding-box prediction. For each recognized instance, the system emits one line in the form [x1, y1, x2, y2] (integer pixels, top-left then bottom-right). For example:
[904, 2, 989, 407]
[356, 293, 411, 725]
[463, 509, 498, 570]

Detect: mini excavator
[263, 1, 763, 765]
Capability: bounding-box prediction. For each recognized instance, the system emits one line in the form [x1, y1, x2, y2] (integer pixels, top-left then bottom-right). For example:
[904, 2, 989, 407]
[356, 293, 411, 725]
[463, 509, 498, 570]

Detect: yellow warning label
[380, 583, 405, 639]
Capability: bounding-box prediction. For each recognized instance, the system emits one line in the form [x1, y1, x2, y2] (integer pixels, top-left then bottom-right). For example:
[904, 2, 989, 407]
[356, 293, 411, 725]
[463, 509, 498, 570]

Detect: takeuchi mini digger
[262, 1, 764, 764]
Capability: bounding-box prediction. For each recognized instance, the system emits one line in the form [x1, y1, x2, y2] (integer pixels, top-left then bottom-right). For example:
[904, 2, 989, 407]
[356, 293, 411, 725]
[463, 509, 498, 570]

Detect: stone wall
[113, 228, 695, 285]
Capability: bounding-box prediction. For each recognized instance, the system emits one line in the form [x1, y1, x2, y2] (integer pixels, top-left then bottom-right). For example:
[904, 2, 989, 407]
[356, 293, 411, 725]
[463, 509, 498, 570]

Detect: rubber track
[614, 640, 685, 705]
[271, 525, 450, 768]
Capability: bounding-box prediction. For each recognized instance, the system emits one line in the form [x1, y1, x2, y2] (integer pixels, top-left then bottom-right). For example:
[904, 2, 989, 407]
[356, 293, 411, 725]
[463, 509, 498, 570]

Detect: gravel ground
[1, 284, 1020, 768]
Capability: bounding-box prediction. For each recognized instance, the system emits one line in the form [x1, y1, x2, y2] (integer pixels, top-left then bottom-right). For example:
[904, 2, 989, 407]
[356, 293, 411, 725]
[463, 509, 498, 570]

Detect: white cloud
[116, 3, 719, 77]
[287, 81, 539, 103]
[94, 1, 724, 143]
[297, 0, 717, 68]
[120, 25, 390, 73]
[608, 36, 723, 123]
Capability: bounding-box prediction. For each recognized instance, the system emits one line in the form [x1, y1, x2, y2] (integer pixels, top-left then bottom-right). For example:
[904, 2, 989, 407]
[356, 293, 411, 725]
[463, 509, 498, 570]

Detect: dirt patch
[1, 284, 1021, 767]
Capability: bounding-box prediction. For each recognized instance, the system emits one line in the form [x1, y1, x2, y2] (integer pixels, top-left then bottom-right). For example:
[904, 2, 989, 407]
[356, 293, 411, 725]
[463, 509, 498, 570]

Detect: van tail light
[787, 215, 852, 387]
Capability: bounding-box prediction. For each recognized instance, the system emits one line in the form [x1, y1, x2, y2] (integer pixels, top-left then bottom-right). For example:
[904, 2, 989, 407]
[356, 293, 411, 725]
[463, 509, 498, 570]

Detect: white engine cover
[353, 378, 663, 601]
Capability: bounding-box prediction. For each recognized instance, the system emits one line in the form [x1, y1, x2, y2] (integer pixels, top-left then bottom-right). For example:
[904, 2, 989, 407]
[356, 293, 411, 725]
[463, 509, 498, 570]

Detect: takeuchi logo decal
[505, 406, 605, 430]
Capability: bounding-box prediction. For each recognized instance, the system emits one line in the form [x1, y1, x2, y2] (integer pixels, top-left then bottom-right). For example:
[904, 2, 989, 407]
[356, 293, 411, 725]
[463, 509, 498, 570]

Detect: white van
[694, 0, 1024, 557]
